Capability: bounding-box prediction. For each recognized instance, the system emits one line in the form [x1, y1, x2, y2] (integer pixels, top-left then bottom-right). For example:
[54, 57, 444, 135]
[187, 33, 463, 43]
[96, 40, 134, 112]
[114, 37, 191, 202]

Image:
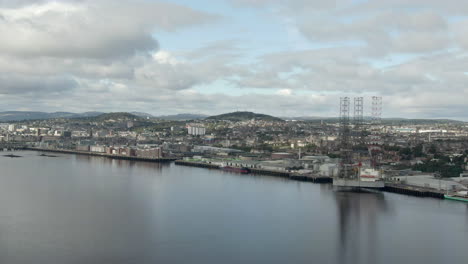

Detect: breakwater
[26, 148, 176, 163]
[174, 160, 333, 184]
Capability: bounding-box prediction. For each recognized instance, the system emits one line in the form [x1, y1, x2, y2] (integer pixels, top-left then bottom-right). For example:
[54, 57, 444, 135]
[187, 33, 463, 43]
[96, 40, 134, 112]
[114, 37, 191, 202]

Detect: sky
[1, 0, 468, 119]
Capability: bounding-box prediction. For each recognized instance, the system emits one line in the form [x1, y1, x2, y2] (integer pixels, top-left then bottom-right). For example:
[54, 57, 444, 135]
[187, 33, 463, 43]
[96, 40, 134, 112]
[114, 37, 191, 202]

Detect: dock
[174, 161, 448, 199]
[175, 160, 333, 184]
[17, 151, 448, 200]
[174, 160, 220, 169]
[384, 183, 444, 199]
[26, 148, 176, 163]
[290, 174, 334, 183]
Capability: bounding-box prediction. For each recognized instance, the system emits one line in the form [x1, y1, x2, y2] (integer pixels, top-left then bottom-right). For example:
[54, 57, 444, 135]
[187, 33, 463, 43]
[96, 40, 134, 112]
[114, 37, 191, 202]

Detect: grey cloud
[0, 0, 216, 59]
[352, 0, 468, 15]
[0, 0, 81, 8]
[298, 10, 451, 56]
[0, 74, 77, 94]
[453, 19, 468, 49]
[231, 0, 347, 10]
[233, 0, 457, 56]
[0, 55, 136, 79]
[230, 46, 468, 103]
[392, 31, 449, 53]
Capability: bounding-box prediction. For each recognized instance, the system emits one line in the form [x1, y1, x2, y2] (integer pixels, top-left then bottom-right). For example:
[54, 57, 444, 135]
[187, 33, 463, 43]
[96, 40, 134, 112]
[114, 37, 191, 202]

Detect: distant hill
[282, 116, 328, 121]
[130, 112, 155, 118]
[206, 111, 283, 122]
[2, 110, 463, 124]
[156, 113, 208, 121]
[381, 118, 465, 125]
[0, 111, 103, 121]
[282, 116, 466, 124]
[75, 112, 140, 122]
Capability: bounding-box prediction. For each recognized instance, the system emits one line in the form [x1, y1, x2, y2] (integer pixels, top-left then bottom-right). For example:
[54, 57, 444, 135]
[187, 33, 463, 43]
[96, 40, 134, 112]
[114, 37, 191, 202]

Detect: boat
[444, 194, 468, 203]
[333, 167, 385, 189]
[220, 166, 250, 174]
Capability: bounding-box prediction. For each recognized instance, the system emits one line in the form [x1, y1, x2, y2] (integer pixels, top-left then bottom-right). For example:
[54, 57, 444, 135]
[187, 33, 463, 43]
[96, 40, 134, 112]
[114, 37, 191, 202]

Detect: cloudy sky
[1, 0, 467, 119]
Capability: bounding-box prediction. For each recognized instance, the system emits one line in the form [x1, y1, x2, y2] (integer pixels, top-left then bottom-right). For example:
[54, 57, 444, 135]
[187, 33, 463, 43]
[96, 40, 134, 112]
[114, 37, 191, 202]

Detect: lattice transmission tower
[353, 97, 364, 145]
[339, 97, 353, 179]
[371, 96, 382, 124]
[369, 96, 383, 168]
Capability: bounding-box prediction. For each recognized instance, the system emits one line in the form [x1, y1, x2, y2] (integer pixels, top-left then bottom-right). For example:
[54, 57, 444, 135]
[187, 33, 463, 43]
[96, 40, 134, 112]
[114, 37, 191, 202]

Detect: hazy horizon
[1, 110, 467, 122]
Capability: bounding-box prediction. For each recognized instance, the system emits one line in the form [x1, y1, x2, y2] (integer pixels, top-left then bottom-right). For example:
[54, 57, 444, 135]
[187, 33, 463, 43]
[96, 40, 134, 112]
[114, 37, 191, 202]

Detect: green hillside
[206, 111, 283, 122]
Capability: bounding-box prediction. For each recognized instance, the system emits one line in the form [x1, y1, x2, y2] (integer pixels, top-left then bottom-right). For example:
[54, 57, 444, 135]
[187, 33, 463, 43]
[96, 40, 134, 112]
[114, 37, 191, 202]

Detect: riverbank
[26, 147, 176, 163]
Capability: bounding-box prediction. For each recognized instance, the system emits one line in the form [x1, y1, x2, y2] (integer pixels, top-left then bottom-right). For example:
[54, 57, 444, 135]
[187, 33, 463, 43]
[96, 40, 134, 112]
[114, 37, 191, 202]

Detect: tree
[428, 144, 437, 154]
[303, 144, 317, 152]
[399, 147, 412, 160]
[413, 144, 424, 157]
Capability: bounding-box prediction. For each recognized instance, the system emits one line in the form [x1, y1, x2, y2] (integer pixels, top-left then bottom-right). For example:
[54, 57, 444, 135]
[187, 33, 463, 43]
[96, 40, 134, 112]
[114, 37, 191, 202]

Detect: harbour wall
[174, 160, 333, 184]
[25, 147, 176, 163]
[384, 183, 444, 199]
[18, 150, 446, 199]
[175, 161, 445, 198]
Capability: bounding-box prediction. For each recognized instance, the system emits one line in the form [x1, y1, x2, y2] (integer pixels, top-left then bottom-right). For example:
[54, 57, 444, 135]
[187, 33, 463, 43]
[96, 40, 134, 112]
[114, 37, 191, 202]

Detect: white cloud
[152, 51, 181, 65]
[0, 0, 221, 99]
[276, 89, 292, 96]
[0, 0, 215, 59]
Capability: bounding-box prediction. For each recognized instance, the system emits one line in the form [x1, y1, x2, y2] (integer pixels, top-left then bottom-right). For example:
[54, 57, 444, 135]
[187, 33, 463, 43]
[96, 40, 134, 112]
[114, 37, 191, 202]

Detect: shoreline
[176, 160, 335, 184]
[175, 160, 446, 199]
[24, 147, 176, 163]
[16, 149, 447, 200]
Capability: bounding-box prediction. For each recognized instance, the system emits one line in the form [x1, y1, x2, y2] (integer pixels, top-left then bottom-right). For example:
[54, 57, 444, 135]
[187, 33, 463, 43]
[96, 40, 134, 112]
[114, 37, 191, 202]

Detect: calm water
[0, 151, 467, 264]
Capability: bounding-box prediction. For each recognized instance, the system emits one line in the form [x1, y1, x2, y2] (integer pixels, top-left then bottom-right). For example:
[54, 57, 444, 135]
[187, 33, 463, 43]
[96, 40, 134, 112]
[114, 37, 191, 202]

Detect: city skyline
[1, 0, 468, 120]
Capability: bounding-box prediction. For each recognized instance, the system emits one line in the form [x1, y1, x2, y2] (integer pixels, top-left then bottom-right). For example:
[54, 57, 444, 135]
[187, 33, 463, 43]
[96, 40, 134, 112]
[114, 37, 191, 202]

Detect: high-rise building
[187, 125, 206, 136]
[8, 124, 16, 132]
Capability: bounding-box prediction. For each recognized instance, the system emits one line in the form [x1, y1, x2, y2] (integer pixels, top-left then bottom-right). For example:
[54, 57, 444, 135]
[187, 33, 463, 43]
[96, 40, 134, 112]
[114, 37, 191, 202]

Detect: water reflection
[1, 151, 467, 264]
[334, 190, 389, 264]
[74, 154, 169, 170]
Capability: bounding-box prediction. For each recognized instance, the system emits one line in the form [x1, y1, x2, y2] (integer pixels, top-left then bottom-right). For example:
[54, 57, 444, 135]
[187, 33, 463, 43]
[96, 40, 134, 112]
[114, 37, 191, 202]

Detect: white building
[90, 145, 106, 153]
[8, 124, 16, 132]
[390, 174, 467, 191]
[187, 125, 206, 136]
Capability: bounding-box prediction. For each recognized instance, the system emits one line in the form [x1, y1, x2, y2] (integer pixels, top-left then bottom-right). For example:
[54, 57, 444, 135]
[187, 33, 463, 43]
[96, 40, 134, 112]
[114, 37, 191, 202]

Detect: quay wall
[174, 160, 220, 169]
[175, 161, 444, 199]
[26, 147, 176, 163]
[384, 183, 444, 199]
[175, 160, 333, 184]
[20, 150, 445, 199]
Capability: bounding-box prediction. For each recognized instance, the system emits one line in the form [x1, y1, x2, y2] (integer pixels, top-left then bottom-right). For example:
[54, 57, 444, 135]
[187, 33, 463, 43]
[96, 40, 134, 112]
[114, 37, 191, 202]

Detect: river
[0, 151, 467, 264]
